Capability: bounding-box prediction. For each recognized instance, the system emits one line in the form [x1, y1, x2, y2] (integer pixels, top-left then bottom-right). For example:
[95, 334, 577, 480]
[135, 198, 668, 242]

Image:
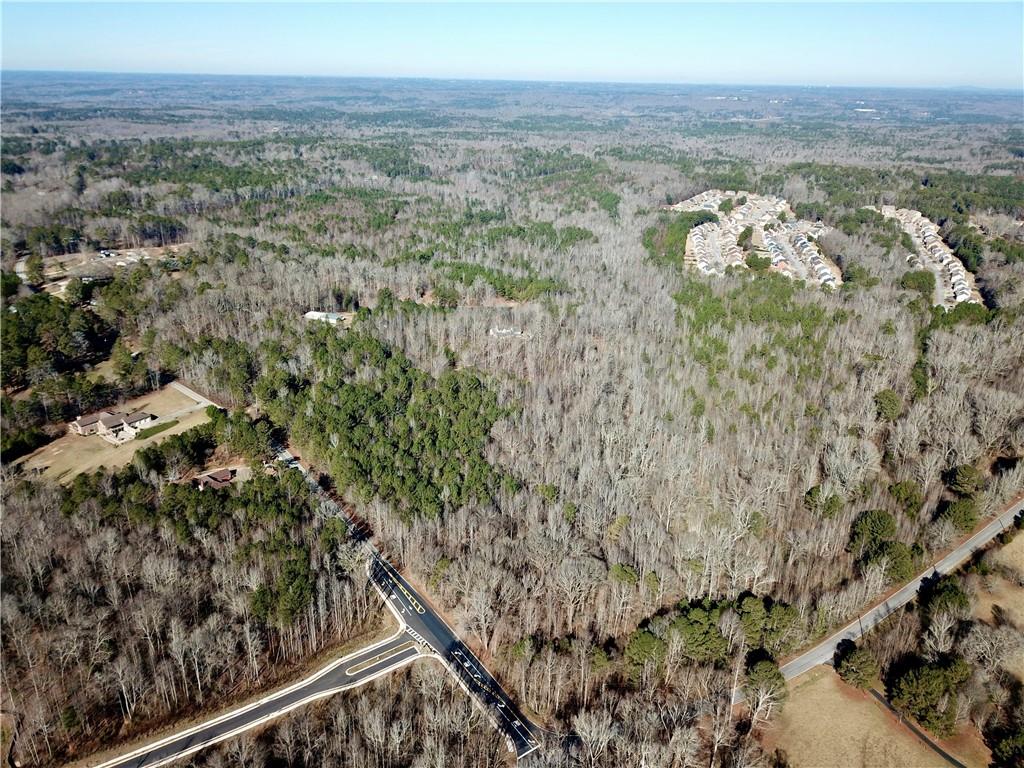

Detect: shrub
[643, 210, 718, 269]
[891, 659, 970, 738]
[836, 647, 879, 689]
[949, 464, 983, 497]
[940, 497, 978, 533]
[745, 253, 772, 271]
[610, 563, 639, 586]
[889, 480, 923, 514]
[993, 731, 1024, 768]
[921, 575, 970, 626]
[738, 225, 753, 249]
[134, 420, 177, 440]
[745, 659, 787, 702]
[867, 540, 916, 582]
[849, 509, 897, 556]
[670, 600, 728, 663]
[805, 485, 843, 518]
[900, 270, 935, 299]
[432, 283, 459, 308]
[873, 389, 903, 422]
[626, 628, 667, 672]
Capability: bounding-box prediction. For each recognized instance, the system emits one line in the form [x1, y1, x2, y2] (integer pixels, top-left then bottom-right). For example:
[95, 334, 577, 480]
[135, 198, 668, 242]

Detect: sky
[2, 2, 1022, 90]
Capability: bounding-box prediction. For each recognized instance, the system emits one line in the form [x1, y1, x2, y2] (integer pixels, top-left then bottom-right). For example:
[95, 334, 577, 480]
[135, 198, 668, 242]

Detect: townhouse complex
[869, 205, 982, 307]
[668, 190, 843, 288]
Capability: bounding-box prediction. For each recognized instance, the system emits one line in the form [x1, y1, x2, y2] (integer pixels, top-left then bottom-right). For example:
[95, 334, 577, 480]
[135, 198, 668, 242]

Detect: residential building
[70, 410, 156, 443]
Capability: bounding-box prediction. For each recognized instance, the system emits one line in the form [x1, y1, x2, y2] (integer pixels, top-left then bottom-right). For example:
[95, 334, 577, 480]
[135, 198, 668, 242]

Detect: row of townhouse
[762, 229, 835, 287]
[688, 222, 745, 276]
[669, 189, 790, 225]
[877, 206, 980, 306]
[789, 230, 841, 288]
[762, 235, 798, 281]
[729, 195, 790, 229]
[675, 189, 842, 288]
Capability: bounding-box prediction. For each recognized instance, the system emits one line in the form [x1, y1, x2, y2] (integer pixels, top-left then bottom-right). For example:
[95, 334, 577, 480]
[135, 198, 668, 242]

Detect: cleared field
[17, 385, 210, 482]
[761, 667, 948, 768]
[975, 574, 1024, 629]
[974, 533, 1024, 680]
[992, 530, 1024, 573]
[84, 356, 118, 383]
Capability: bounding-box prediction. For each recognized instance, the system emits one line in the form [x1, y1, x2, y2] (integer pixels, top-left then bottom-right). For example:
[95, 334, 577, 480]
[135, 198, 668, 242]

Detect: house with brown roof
[70, 409, 156, 443]
[195, 468, 236, 491]
[70, 412, 105, 436]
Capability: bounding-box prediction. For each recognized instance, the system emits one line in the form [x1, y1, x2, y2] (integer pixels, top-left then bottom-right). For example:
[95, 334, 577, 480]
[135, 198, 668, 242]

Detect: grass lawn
[134, 420, 178, 440]
[17, 385, 210, 483]
[85, 356, 118, 383]
[761, 667, 949, 768]
[973, 533, 1024, 681]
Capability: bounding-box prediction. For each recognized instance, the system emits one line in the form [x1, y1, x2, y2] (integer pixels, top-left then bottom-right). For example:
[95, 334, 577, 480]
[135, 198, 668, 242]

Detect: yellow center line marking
[377, 564, 426, 614]
[344, 641, 419, 676]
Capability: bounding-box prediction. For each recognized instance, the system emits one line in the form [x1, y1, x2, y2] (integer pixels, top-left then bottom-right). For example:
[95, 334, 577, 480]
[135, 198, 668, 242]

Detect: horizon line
[3, 68, 1022, 94]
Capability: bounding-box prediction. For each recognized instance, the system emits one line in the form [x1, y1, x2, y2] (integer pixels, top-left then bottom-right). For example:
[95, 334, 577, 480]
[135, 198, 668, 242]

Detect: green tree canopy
[874, 389, 903, 422]
[849, 509, 897, 557]
[745, 659, 787, 702]
[891, 659, 971, 738]
[921, 575, 971, 626]
[671, 599, 729, 664]
[949, 464, 983, 497]
[836, 647, 879, 689]
[889, 480, 923, 514]
[940, 498, 978, 533]
[899, 270, 935, 299]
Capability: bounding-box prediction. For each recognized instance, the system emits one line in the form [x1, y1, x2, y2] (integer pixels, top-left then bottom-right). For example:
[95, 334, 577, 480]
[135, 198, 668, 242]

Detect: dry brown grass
[84, 356, 118, 383]
[17, 385, 210, 483]
[761, 666, 949, 768]
[973, 533, 1024, 681]
[992, 531, 1024, 575]
[974, 577, 1024, 630]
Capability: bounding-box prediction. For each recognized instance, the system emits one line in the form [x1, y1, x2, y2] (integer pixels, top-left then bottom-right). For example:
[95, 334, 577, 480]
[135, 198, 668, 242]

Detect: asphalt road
[281, 447, 540, 758]
[87, 448, 541, 767]
[368, 554, 541, 759]
[90, 447, 1016, 762]
[734, 495, 1024, 703]
[92, 631, 421, 768]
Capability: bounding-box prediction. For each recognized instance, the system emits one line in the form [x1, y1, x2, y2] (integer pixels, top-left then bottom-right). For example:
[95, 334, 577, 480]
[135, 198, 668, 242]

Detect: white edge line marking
[92, 453, 518, 766]
[92, 648, 422, 768]
[422, 652, 537, 756]
[371, 558, 541, 754]
[88, 573, 407, 768]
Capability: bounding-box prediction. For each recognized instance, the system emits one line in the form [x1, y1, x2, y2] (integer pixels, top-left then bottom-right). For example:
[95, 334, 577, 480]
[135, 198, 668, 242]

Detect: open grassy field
[17, 385, 210, 482]
[992, 530, 1024, 575]
[973, 533, 1024, 681]
[761, 667, 949, 768]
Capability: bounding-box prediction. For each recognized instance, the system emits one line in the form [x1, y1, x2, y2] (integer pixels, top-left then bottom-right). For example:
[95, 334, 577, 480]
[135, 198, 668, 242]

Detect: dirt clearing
[17, 384, 211, 482]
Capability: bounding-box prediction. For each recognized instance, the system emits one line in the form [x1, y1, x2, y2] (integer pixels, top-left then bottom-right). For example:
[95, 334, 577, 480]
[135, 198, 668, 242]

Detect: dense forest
[2, 74, 1023, 767]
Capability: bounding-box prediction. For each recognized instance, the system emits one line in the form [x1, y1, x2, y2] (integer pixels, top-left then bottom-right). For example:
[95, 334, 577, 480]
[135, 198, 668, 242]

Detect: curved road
[92, 630, 421, 768]
[80, 456, 1019, 763]
[736, 495, 1024, 702]
[82, 450, 540, 767]
[369, 555, 540, 758]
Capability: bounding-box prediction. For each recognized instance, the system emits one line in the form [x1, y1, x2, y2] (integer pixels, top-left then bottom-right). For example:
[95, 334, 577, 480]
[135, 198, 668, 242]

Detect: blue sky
[2, 2, 1022, 89]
